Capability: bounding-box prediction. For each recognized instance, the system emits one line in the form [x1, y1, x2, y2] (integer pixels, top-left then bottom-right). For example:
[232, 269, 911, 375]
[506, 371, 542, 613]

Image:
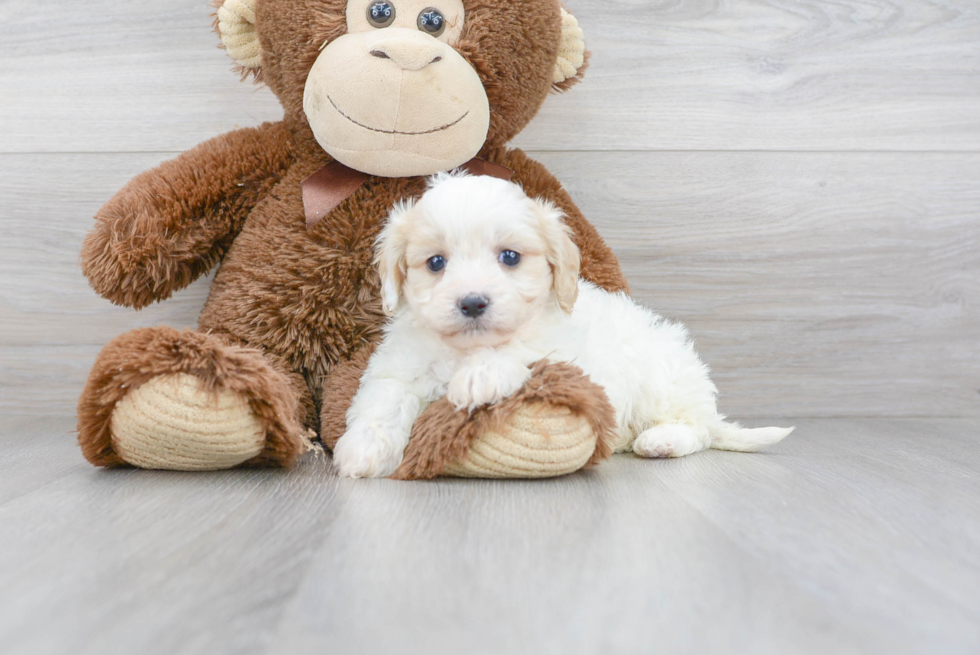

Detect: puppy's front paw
[447, 358, 531, 411]
[333, 424, 406, 478]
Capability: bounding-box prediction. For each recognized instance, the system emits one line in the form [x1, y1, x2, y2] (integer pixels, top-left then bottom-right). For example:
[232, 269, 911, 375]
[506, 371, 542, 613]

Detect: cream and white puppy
[333, 173, 793, 478]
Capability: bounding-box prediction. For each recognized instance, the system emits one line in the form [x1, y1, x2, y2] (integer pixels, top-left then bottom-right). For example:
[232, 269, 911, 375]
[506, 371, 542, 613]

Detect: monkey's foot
[443, 401, 599, 478]
[78, 326, 311, 470]
[392, 361, 618, 480]
[110, 373, 265, 470]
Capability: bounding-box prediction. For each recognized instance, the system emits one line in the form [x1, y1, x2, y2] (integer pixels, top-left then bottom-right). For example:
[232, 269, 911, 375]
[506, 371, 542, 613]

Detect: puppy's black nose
[458, 295, 489, 318]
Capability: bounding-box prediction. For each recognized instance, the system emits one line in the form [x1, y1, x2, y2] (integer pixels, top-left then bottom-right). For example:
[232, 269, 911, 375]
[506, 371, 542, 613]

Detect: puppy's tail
[709, 420, 794, 453]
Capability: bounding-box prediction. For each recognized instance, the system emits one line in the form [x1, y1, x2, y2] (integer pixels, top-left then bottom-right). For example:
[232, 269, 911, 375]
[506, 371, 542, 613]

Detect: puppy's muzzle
[458, 294, 490, 318]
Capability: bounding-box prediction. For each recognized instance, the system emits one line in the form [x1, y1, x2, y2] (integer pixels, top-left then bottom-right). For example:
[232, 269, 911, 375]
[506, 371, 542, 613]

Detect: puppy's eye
[499, 250, 521, 267]
[426, 255, 447, 273]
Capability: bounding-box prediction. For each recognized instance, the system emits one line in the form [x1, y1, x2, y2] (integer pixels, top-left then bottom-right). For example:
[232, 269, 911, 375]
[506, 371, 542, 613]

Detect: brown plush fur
[319, 343, 377, 451]
[78, 0, 628, 470]
[81, 122, 296, 310]
[77, 327, 313, 467]
[393, 361, 618, 480]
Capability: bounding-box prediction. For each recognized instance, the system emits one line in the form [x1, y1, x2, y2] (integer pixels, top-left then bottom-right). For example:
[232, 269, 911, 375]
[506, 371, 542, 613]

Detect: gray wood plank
[0, 0, 283, 155]
[1, 0, 978, 153]
[528, 0, 980, 152]
[2, 151, 977, 417]
[271, 465, 887, 655]
[654, 418, 980, 650]
[541, 150, 980, 418]
[0, 414, 90, 506]
[269, 420, 980, 655]
[2, 416, 976, 655]
[0, 440, 344, 655]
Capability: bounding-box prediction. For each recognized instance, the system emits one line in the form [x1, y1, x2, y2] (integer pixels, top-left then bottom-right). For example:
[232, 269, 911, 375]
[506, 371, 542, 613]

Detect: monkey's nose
[458, 295, 490, 318]
[369, 41, 443, 71]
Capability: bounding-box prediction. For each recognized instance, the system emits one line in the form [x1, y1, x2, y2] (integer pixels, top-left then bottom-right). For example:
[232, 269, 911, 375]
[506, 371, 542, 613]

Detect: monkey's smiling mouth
[327, 96, 468, 136]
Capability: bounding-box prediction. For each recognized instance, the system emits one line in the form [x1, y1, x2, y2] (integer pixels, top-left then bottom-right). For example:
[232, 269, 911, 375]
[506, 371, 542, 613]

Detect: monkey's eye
[367, 1, 396, 28]
[426, 255, 447, 273]
[499, 250, 521, 267]
[417, 8, 446, 37]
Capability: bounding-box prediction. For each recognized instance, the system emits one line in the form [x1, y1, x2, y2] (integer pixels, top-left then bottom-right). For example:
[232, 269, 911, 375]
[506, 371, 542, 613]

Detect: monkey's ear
[215, 0, 263, 72]
[552, 7, 588, 92]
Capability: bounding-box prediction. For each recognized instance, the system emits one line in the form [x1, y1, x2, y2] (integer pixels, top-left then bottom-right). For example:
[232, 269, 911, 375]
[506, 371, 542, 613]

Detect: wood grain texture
[2, 151, 977, 417]
[1, 0, 979, 153]
[0, 416, 977, 654]
[0, 0, 283, 155]
[0, 416, 345, 655]
[540, 150, 980, 418]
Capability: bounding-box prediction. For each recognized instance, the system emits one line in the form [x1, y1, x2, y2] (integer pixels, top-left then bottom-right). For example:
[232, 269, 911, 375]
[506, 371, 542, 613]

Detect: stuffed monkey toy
[77, 0, 628, 478]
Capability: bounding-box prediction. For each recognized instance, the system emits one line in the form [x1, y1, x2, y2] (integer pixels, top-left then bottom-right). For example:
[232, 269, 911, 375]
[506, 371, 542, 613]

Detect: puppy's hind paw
[633, 424, 704, 459]
[332, 424, 406, 478]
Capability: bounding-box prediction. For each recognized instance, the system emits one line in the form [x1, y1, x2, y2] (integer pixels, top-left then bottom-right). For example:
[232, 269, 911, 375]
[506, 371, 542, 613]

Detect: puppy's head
[376, 173, 580, 349]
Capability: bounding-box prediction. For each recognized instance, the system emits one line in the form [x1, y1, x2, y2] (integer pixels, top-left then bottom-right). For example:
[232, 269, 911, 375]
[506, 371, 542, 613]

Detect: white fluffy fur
[333, 173, 793, 478]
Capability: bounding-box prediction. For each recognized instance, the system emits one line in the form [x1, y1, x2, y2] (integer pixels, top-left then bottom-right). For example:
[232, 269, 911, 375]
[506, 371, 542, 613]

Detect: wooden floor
[0, 415, 977, 654]
[1, 0, 979, 652]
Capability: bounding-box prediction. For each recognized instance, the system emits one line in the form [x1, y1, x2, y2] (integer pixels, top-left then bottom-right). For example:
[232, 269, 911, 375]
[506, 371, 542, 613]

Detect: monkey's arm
[490, 147, 629, 294]
[81, 121, 296, 309]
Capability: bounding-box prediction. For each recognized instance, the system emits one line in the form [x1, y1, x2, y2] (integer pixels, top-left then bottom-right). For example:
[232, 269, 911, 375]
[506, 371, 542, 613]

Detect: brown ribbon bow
[301, 158, 514, 230]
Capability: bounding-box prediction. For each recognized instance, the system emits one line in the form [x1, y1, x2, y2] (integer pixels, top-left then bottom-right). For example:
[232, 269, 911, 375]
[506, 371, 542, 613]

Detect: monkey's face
[303, 0, 490, 177]
[217, 0, 587, 177]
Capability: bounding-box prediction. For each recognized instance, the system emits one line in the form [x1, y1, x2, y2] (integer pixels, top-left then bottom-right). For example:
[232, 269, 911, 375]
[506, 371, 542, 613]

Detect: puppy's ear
[375, 202, 413, 316]
[532, 199, 581, 313]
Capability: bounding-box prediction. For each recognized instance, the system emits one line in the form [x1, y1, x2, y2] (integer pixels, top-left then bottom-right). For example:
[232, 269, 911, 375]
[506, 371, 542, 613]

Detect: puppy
[333, 173, 793, 478]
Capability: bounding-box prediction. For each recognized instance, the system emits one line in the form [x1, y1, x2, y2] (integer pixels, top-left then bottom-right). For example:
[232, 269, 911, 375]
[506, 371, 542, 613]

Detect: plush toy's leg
[77, 327, 312, 470]
[321, 353, 618, 480]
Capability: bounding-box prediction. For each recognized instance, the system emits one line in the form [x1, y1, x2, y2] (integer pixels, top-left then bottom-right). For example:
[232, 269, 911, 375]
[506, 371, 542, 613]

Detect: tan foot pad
[110, 373, 265, 471]
[443, 402, 597, 479]
[390, 361, 616, 480]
